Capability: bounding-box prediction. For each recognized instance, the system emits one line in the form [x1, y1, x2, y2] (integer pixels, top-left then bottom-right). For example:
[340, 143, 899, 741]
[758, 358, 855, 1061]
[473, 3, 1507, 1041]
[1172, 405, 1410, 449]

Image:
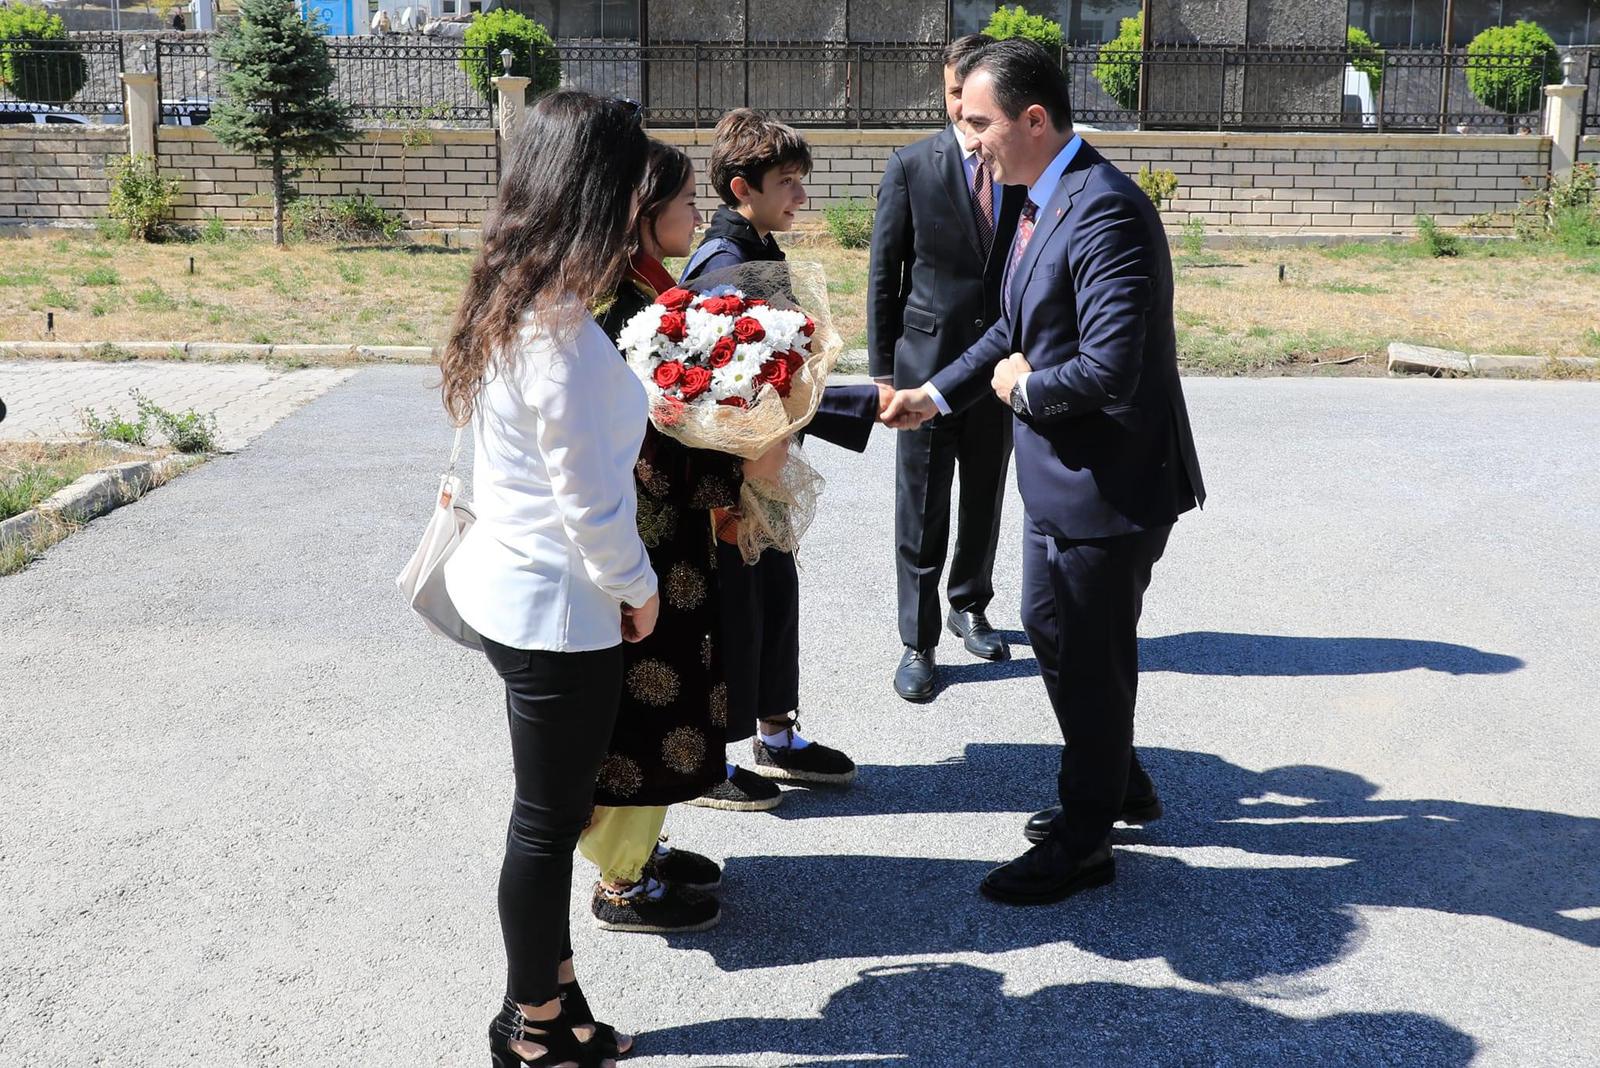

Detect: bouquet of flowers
[615, 261, 845, 562]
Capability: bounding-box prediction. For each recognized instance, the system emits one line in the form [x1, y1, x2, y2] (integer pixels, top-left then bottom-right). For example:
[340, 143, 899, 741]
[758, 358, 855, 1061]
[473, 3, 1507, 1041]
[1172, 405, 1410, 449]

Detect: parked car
[1343, 66, 1378, 129]
[161, 98, 213, 126]
[0, 101, 91, 125]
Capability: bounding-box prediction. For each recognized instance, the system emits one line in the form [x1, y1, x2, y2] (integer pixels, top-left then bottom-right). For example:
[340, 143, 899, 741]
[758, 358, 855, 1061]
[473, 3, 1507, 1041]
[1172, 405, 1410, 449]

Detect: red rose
[732, 316, 766, 344]
[657, 287, 694, 312]
[759, 357, 793, 397]
[680, 365, 712, 400]
[719, 295, 747, 316]
[784, 348, 806, 373]
[746, 297, 769, 307]
[800, 316, 816, 338]
[707, 335, 737, 368]
[653, 360, 685, 389]
[717, 396, 748, 409]
[657, 311, 687, 343]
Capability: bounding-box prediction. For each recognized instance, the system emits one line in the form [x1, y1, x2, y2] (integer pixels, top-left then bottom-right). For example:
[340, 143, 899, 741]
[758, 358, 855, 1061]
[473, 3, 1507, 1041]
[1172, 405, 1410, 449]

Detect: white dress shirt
[925, 133, 1083, 417]
[445, 311, 657, 652]
[957, 124, 1000, 230]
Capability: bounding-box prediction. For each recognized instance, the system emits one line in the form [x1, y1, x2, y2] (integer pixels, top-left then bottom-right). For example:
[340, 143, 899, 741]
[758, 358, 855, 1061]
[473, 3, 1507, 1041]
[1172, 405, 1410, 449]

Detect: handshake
[871, 352, 1032, 430]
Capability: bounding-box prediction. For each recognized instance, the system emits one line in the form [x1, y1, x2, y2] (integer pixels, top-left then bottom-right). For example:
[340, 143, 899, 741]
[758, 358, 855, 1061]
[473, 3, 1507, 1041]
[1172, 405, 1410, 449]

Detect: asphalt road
[2, 369, 1596, 1067]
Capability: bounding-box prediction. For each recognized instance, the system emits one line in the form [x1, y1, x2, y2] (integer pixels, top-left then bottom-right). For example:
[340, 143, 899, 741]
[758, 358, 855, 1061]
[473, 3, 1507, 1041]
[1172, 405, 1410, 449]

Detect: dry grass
[0, 232, 473, 348]
[4, 230, 1598, 376]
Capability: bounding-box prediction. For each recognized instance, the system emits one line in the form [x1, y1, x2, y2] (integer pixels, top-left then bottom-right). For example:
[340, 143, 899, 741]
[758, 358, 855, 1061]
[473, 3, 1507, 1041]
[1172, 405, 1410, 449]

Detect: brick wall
[663, 129, 1549, 234]
[1580, 135, 1600, 169]
[157, 126, 499, 228]
[0, 126, 122, 226]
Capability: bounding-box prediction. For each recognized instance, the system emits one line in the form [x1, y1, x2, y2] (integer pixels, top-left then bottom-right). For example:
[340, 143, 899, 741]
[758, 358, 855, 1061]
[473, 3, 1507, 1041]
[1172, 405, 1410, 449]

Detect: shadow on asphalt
[638, 961, 1477, 1065]
[931, 631, 1522, 695]
[689, 748, 1599, 982]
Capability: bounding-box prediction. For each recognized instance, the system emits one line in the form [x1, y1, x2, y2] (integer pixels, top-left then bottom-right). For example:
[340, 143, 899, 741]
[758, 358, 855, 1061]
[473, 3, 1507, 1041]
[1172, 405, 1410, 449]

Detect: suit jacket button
[973, 318, 983, 329]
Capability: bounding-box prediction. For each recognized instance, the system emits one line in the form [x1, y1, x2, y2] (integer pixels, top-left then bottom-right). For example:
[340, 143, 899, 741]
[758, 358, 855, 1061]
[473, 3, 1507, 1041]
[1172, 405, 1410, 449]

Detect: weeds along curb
[1387, 342, 1600, 379]
[0, 455, 204, 552]
[0, 342, 437, 363]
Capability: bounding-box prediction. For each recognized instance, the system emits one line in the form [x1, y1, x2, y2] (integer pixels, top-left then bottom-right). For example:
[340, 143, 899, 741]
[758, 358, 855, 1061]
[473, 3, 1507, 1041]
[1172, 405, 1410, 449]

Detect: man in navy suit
[884, 38, 1205, 905]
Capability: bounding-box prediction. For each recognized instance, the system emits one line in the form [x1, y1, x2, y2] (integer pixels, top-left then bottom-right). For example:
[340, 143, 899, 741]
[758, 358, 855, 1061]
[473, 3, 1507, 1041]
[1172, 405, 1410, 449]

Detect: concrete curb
[0, 341, 437, 363]
[1388, 342, 1600, 378]
[0, 454, 204, 550]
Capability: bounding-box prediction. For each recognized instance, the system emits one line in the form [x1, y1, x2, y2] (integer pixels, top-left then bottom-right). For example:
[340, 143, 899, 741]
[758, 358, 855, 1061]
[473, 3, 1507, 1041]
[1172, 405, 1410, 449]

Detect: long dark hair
[635, 139, 694, 254]
[441, 91, 647, 425]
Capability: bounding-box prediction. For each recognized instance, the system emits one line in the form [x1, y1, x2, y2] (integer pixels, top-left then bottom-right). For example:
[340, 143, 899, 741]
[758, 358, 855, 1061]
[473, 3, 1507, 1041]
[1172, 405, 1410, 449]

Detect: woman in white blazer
[440, 91, 653, 1068]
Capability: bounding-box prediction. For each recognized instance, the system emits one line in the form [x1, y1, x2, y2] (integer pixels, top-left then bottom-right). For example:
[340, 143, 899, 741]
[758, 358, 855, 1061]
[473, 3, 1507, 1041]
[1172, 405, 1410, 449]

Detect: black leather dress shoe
[893, 647, 937, 702]
[1023, 792, 1164, 844]
[946, 609, 1009, 661]
[980, 838, 1114, 905]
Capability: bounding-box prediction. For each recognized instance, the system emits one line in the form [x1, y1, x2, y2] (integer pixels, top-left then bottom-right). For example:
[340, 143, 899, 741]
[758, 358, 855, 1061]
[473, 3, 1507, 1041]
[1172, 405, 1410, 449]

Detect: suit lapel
[935, 127, 985, 260]
[1008, 148, 1095, 328]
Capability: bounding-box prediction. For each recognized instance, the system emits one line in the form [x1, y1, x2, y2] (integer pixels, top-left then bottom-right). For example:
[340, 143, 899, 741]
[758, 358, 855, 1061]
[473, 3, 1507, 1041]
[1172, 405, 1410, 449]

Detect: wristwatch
[1008, 381, 1028, 415]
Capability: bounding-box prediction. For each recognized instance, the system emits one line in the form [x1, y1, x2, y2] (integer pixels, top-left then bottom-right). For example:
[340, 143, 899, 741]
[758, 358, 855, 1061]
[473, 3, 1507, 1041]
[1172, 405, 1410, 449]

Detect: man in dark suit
[869, 33, 1027, 703]
[884, 38, 1206, 905]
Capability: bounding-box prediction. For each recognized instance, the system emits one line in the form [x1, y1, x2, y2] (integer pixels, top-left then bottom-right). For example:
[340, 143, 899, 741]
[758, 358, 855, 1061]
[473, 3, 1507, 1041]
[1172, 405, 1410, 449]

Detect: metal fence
[0, 35, 125, 117]
[153, 38, 221, 121]
[553, 42, 945, 127]
[1066, 46, 1553, 132]
[325, 38, 493, 126]
[1586, 50, 1599, 136]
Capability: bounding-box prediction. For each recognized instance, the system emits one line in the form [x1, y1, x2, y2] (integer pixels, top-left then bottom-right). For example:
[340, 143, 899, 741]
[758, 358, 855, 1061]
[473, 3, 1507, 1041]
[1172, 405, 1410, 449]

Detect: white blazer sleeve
[525, 342, 658, 609]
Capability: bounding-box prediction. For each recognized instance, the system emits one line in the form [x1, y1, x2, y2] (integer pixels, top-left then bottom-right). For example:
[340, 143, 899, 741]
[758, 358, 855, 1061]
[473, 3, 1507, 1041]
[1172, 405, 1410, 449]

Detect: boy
[682, 109, 888, 811]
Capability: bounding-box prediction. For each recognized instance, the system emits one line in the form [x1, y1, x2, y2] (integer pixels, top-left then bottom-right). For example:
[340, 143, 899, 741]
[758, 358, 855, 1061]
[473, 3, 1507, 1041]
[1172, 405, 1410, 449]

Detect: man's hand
[622, 593, 660, 643]
[881, 387, 937, 430]
[991, 352, 1032, 405]
[874, 380, 895, 416]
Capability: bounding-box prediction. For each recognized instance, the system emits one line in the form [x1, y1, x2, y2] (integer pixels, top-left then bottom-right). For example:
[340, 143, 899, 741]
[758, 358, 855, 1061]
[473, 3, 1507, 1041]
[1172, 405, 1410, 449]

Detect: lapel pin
[1056, 208, 1064, 218]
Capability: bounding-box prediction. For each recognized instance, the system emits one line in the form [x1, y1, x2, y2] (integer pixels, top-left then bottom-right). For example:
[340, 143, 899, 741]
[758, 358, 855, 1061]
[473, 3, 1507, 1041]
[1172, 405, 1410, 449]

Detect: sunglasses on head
[616, 97, 643, 124]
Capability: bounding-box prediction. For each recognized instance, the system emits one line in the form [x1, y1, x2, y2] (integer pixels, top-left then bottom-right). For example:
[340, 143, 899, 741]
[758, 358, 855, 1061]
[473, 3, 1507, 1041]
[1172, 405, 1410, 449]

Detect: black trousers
[895, 402, 1013, 650]
[481, 636, 623, 1006]
[716, 540, 801, 742]
[1020, 514, 1171, 856]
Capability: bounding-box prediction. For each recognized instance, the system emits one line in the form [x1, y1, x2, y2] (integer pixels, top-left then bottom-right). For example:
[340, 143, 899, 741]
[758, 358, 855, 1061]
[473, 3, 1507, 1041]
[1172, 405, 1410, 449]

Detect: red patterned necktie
[971, 159, 994, 257]
[1004, 199, 1039, 306]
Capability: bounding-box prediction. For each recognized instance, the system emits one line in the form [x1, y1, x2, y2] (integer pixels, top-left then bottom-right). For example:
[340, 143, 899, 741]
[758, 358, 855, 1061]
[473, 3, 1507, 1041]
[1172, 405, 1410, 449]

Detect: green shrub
[461, 10, 558, 103]
[823, 199, 874, 250]
[1465, 21, 1560, 117]
[1095, 14, 1143, 111]
[107, 154, 180, 242]
[985, 5, 1063, 50]
[1136, 164, 1178, 211]
[1179, 217, 1206, 258]
[201, 216, 229, 244]
[0, 3, 87, 105]
[286, 193, 404, 242]
[136, 392, 220, 453]
[1416, 215, 1461, 257]
[81, 403, 150, 445]
[1514, 162, 1597, 241]
[80, 265, 119, 286]
[1346, 26, 1385, 93]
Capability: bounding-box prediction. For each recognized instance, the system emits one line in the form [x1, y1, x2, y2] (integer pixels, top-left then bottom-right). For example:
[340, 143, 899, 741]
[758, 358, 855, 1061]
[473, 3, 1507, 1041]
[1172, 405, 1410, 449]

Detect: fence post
[494, 75, 531, 140]
[119, 71, 159, 160]
[1543, 80, 1585, 182]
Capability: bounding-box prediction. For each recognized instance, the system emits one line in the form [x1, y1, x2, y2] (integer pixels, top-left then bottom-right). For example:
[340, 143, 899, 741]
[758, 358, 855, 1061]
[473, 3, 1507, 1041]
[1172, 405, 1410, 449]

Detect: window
[0, 110, 34, 125]
[951, 0, 998, 37]
[549, 0, 637, 40]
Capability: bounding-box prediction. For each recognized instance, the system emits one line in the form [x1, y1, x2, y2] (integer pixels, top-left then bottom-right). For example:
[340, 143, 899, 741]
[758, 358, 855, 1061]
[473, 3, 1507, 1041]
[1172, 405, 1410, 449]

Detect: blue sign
[301, 0, 356, 35]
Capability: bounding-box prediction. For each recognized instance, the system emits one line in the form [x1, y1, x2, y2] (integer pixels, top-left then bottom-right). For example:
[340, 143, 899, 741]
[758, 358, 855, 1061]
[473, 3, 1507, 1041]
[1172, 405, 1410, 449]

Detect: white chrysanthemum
[711, 360, 759, 402]
[616, 306, 664, 357]
[682, 307, 733, 357]
[749, 306, 806, 352]
[730, 342, 772, 370]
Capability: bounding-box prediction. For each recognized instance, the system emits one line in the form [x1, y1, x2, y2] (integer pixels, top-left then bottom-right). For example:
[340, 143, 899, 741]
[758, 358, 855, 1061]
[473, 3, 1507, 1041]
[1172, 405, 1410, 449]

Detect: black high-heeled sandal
[489, 997, 593, 1067]
[560, 977, 631, 1059]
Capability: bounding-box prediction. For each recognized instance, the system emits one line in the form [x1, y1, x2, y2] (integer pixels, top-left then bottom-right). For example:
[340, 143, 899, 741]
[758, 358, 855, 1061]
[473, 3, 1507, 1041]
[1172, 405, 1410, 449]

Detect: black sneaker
[645, 837, 722, 891]
[684, 765, 783, 811]
[750, 730, 857, 785]
[590, 877, 720, 933]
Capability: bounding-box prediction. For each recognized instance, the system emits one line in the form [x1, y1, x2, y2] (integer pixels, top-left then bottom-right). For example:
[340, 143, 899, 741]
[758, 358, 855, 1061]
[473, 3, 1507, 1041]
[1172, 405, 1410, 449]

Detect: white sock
[758, 726, 811, 750]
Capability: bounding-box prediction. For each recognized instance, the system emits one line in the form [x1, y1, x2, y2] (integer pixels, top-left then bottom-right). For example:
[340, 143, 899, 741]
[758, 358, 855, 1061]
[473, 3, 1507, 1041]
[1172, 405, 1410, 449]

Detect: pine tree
[209, 0, 356, 246]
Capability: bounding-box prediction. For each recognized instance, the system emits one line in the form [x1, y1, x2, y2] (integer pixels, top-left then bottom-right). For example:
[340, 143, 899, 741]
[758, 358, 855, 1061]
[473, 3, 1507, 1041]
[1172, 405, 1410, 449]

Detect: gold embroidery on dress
[634, 492, 678, 549]
[661, 726, 708, 775]
[664, 562, 707, 611]
[626, 658, 680, 707]
[700, 633, 715, 669]
[596, 754, 643, 797]
[708, 681, 728, 727]
[635, 458, 671, 498]
[690, 475, 731, 510]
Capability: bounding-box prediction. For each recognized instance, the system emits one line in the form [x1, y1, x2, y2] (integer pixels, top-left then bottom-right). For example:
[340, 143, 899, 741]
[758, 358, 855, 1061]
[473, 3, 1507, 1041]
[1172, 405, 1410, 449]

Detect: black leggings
[482, 636, 623, 1006]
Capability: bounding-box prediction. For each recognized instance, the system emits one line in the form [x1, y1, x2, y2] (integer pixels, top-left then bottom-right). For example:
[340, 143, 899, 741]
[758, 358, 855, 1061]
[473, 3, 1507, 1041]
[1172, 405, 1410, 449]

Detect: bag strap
[448, 426, 465, 474]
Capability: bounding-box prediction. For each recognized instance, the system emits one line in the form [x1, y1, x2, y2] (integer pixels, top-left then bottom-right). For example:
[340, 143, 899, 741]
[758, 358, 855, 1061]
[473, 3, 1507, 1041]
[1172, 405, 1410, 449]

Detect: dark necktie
[971, 159, 994, 258]
[1004, 198, 1039, 306]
